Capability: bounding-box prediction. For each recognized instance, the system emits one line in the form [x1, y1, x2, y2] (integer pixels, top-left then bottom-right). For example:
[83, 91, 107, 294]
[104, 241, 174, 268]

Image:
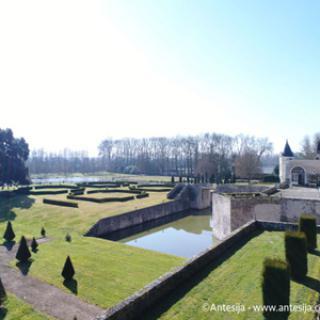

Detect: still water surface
[117, 210, 218, 258]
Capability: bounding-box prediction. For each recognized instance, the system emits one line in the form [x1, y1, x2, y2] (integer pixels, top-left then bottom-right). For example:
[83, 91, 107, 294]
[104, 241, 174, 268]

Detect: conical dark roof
[282, 140, 294, 157]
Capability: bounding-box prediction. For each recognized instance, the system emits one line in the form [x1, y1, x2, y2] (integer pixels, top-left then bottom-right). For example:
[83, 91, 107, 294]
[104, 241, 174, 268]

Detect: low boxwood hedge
[136, 192, 149, 199]
[34, 184, 76, 189]
[43, 198, 78, 208]
[67, 195, 135, 203]
[87, 189, 142, 195]
[136, 188, 172, 192]
[29, 190, 69, 195]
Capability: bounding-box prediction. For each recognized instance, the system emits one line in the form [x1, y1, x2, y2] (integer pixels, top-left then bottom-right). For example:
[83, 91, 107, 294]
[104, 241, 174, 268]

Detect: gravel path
[0, 240, 103, 320]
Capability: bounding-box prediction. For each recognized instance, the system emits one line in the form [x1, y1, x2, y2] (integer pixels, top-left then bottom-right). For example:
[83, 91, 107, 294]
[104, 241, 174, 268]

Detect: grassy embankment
[145, 231, 320, 320]
[0, 186, 185, 310]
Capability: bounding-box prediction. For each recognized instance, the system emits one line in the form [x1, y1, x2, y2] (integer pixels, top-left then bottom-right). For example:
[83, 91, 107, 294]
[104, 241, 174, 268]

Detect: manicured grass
[0, 294, 51, 320]
[73, 192, 135, 199]
[1, 188, 184, 311]
[24, 236, 184, 308]
[146, 231, 320, 320]
[0, 189, 170, 238]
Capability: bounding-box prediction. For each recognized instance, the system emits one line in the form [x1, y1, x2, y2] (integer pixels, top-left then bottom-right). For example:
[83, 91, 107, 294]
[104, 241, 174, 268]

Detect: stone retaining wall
[212, 193, 320, 239]
[85, 200, 190, 237]
[95, 220, 257, 320]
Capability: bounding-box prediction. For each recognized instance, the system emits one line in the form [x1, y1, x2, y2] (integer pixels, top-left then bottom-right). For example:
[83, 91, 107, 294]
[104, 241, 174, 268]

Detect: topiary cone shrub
[31, 237, 38, 252]
[61, 256, 75, 281]
[285, 231, 308, 280]
[299, 214, 317, 251]
[0, 277, 6, 306]
[15, 236, 31, 263]
[262, 258, 290, 319]
[3, 221, 15, 242]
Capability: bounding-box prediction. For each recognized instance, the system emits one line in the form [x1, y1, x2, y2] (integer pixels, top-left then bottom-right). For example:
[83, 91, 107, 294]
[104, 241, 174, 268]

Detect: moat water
[104, 209, 218, 258]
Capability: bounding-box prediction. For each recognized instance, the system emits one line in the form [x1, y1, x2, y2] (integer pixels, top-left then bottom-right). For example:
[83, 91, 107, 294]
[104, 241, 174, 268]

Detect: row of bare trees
[27, 133, 273, 181]
[27, 149, 103, 175]
[98, 133, 273, 181]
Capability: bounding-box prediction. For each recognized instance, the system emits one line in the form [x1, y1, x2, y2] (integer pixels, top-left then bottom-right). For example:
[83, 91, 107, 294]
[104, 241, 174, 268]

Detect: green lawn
[25, 236, 183, 308]
[0, 189, 170, 238]
[145, 231, 320, 320]
[0, 188, 184, 311]
[0, 294, 51, 320]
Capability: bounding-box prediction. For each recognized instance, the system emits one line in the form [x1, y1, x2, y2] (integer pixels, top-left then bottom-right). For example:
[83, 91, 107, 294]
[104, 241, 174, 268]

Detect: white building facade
[280, 141, 320, 186]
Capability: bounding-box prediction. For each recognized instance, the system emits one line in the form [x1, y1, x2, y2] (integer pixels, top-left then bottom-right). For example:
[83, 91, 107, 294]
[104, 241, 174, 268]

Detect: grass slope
[0, 189, 184, 310]
[27, 237, 183, 308]
[146, 231, 320, 320]
[0, 190, 169, 237]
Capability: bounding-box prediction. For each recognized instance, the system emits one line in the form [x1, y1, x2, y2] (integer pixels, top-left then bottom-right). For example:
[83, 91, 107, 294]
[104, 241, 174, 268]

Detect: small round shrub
[31, 237, 38, 252]
[65, 233, 72, 242]
[41, 227, 46, 238]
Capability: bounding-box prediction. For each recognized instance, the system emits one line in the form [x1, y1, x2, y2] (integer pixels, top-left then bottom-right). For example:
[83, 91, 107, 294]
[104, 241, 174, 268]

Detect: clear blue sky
[1, 0, 320, 155]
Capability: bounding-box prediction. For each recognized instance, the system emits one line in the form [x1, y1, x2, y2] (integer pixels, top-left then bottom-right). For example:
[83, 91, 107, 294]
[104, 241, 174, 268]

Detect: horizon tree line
[28, 133, 275, 182]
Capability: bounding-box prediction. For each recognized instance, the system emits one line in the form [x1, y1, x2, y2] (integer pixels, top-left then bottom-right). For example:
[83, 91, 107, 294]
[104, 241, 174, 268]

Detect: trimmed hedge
[262, 258, 290, 319]
[70, 188, 85, 192]
[136, 188, 172, 192]
[299, 214, 317, 251]
[87, 189, 142, 195]
[136, 192, 149, 199]
[43, 198, 78, 208]
[34, 184, 76, 189]
[67, 195, 134, 203]
[70, 190, 84, 196]
[137, 183, 175, 188]
[285, 231, 308, 280]
[167, 184, 185, 199]
[29, 190, 69, 195]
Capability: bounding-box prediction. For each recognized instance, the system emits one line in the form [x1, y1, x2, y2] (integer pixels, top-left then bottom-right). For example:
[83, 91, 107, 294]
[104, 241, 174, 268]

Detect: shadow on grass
[294, 276, 320, 293]
[63, 279, 78, 295]
[0, 307, 7, 319]
[310, 249, 320, 257]
[142, 229, 264, 320]
[3, 241, 15, 251]
[16, 260, 33, 276]
[0, 195, 35, 222]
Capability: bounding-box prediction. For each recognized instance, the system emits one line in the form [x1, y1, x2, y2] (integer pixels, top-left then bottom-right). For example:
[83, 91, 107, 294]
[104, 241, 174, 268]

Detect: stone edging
[95, 220, 257, 320]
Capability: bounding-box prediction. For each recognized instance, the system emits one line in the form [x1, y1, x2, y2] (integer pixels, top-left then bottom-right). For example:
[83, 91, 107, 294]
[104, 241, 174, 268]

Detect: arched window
[291, 167, 305, 185]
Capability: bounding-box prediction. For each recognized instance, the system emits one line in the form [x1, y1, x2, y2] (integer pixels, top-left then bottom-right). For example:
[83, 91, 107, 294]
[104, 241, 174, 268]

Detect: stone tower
[279, 140, 295, 184]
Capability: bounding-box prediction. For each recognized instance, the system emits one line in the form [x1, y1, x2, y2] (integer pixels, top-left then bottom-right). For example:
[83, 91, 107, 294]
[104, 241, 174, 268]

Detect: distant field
[145, 231, 320, 320]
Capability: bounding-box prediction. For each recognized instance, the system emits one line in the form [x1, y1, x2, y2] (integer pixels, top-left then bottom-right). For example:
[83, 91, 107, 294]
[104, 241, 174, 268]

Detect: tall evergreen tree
[61, 256, 75, 281]
[3, 221, 15, 242]
[16, 236, 31, 263]
[0, 128, 30, 185]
